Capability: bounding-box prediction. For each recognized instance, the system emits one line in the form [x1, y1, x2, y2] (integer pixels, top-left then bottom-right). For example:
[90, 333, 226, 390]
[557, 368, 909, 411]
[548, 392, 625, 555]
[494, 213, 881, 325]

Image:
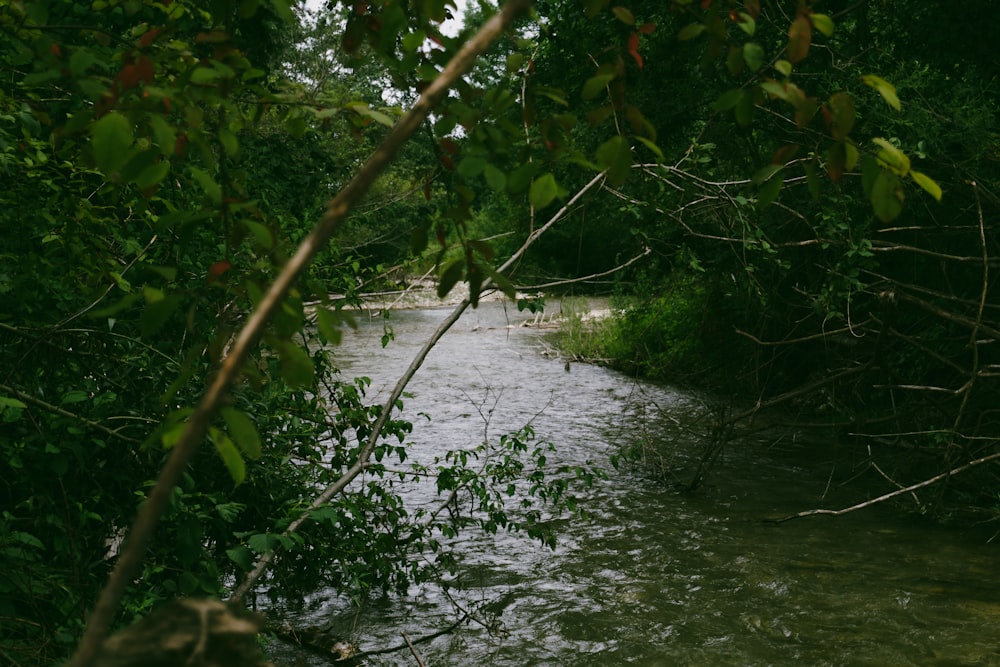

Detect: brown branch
[944, 181, 991, 461]
[870, 240, 1000, 265]
[402, 633, 427, 667]
[770, 450, 1000, 523]
[734, 321, 871, 347]
[895, 290, 1000, 341]
[515, 245, 651, 291]
[66, 3, 532, 665]
[0, 382, 139, 444]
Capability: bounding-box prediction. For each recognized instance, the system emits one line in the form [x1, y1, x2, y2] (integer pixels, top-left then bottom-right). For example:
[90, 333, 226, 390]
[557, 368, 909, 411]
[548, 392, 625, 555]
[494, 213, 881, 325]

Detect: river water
[272, 299, 1000, 666]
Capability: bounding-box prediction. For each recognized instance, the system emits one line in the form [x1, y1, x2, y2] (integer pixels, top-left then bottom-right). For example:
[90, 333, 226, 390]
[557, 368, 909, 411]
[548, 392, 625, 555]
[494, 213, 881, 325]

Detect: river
[270, 298, 1000, 666]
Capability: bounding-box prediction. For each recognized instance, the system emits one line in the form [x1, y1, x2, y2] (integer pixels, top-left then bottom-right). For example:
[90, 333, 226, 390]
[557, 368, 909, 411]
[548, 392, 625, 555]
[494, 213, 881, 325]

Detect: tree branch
[0, 382, 139, 444]
[770, 450, 1000, 523]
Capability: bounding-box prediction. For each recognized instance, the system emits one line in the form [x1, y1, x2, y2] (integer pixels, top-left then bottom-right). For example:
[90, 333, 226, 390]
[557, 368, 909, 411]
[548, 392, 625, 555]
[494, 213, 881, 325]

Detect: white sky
[302, 0, 471, 37]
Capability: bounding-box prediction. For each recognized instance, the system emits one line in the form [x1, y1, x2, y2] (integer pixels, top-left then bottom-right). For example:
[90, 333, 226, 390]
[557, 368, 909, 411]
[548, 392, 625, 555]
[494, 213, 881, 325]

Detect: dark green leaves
[220, 407, 261, 460]
[582, 64, 617, 100]
[529, 173, 560, 209]
[871, 170, 904, 223]
[596, 136, 632, 186]
[861, 74, 901, 111]
[210, 426, 246, 485]
[91, 112, 133, 174]
[437, 260, 464, 298]
[276, 340, 314, 388]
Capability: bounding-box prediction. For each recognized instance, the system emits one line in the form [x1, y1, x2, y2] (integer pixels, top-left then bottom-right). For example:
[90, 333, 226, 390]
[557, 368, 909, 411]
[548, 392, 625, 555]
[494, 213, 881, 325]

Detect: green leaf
[582, 72, 616, 100]
[247, 533, 274, 553]
[872, 137, 910, 176]
[316, 307, 343, 345]
[486, 266, 517, 300]
[803, 159, 821, 202]
[677, 22, 705, 41]
[529, 173, 559, 209]
[221, 407, 261, 459]
[871, 170, 904, 222]
[595, 135, 632, 186]
[134, 160, 170, 190]
[437, 260, 465, 298]
[910, 170, 942, 202]
[861, 74, 901, 111]
[787, 15, 811, 63]
[757, 173, 783, 208]
[211, 427, 246, 485]
[226, 545, 254, 571]
[61, 390, 89, 405]
[634, 136, 663, 161]
[735, 12, 755, 36]
[219, 127, 239, 156]
[149, 114, 176, 156]
[860, 154, 880, 196]
[457, 155, 486, 179]
[190, 67, 221, 84]
[189, 166, 222, 204]
[91, 112, 133, 174]
[0, 396, 27, 410]
[828, 92, 855, 141]
[760, 80, 790, 102]
[348, 102, 395, 128]
[774, 60, 792, 77]
[483, 163, 506, 191]
[743, 43, 764, 72]
[611, 6, 634, 25]
[277, 341, 315, 388]
[713, 88, 744, 112]
[110, 271, 132, 293]
[242, 220, 274, 249]
[140, 295, 180, 338]
[506, 162, 539, 193]
[751, 164, 783, 186]
[402, 29, 426, 52]
[734, 91, 755, 127]
[811, 13, 835, 37]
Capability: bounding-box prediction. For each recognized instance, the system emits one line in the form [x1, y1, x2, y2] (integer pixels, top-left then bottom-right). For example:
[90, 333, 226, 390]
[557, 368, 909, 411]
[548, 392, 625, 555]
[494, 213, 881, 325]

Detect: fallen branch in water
[770, 450, 1000, 523]
[402, 632, 427, 667]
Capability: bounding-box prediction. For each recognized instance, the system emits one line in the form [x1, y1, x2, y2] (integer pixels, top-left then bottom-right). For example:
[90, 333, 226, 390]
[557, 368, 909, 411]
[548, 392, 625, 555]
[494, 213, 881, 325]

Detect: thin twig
[0, 382, 140, 444]
[516, 246, 651, 291]
[770, 451, 1000, 523]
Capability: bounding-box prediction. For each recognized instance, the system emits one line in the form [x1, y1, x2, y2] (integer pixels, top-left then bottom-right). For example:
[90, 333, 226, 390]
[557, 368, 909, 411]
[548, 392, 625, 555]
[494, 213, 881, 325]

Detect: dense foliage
[2, 0, 996, 663]
[548, 1, 1000, 518]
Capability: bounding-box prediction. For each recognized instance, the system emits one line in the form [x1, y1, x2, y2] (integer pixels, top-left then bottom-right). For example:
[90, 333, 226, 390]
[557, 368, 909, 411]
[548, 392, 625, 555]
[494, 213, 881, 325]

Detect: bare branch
[516, 246, 651, 291]
[771, 450, 1000, 523]
[0, 382, 140, 444]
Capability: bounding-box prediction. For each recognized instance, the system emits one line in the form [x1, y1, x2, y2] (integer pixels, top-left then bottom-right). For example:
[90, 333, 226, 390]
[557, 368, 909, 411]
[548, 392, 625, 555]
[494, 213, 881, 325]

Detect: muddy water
[272, 299, 1000, 666]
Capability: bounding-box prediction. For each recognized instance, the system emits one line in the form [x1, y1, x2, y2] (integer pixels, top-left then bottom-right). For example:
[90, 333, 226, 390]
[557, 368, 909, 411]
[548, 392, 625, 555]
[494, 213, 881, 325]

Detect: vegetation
[548, 1, 1000, 519]
[1, 0, 997, 664]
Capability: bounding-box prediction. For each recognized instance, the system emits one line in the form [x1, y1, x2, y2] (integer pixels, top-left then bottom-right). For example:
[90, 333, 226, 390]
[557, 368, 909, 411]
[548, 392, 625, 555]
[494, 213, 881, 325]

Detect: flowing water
[271, 299, 1000, 666]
